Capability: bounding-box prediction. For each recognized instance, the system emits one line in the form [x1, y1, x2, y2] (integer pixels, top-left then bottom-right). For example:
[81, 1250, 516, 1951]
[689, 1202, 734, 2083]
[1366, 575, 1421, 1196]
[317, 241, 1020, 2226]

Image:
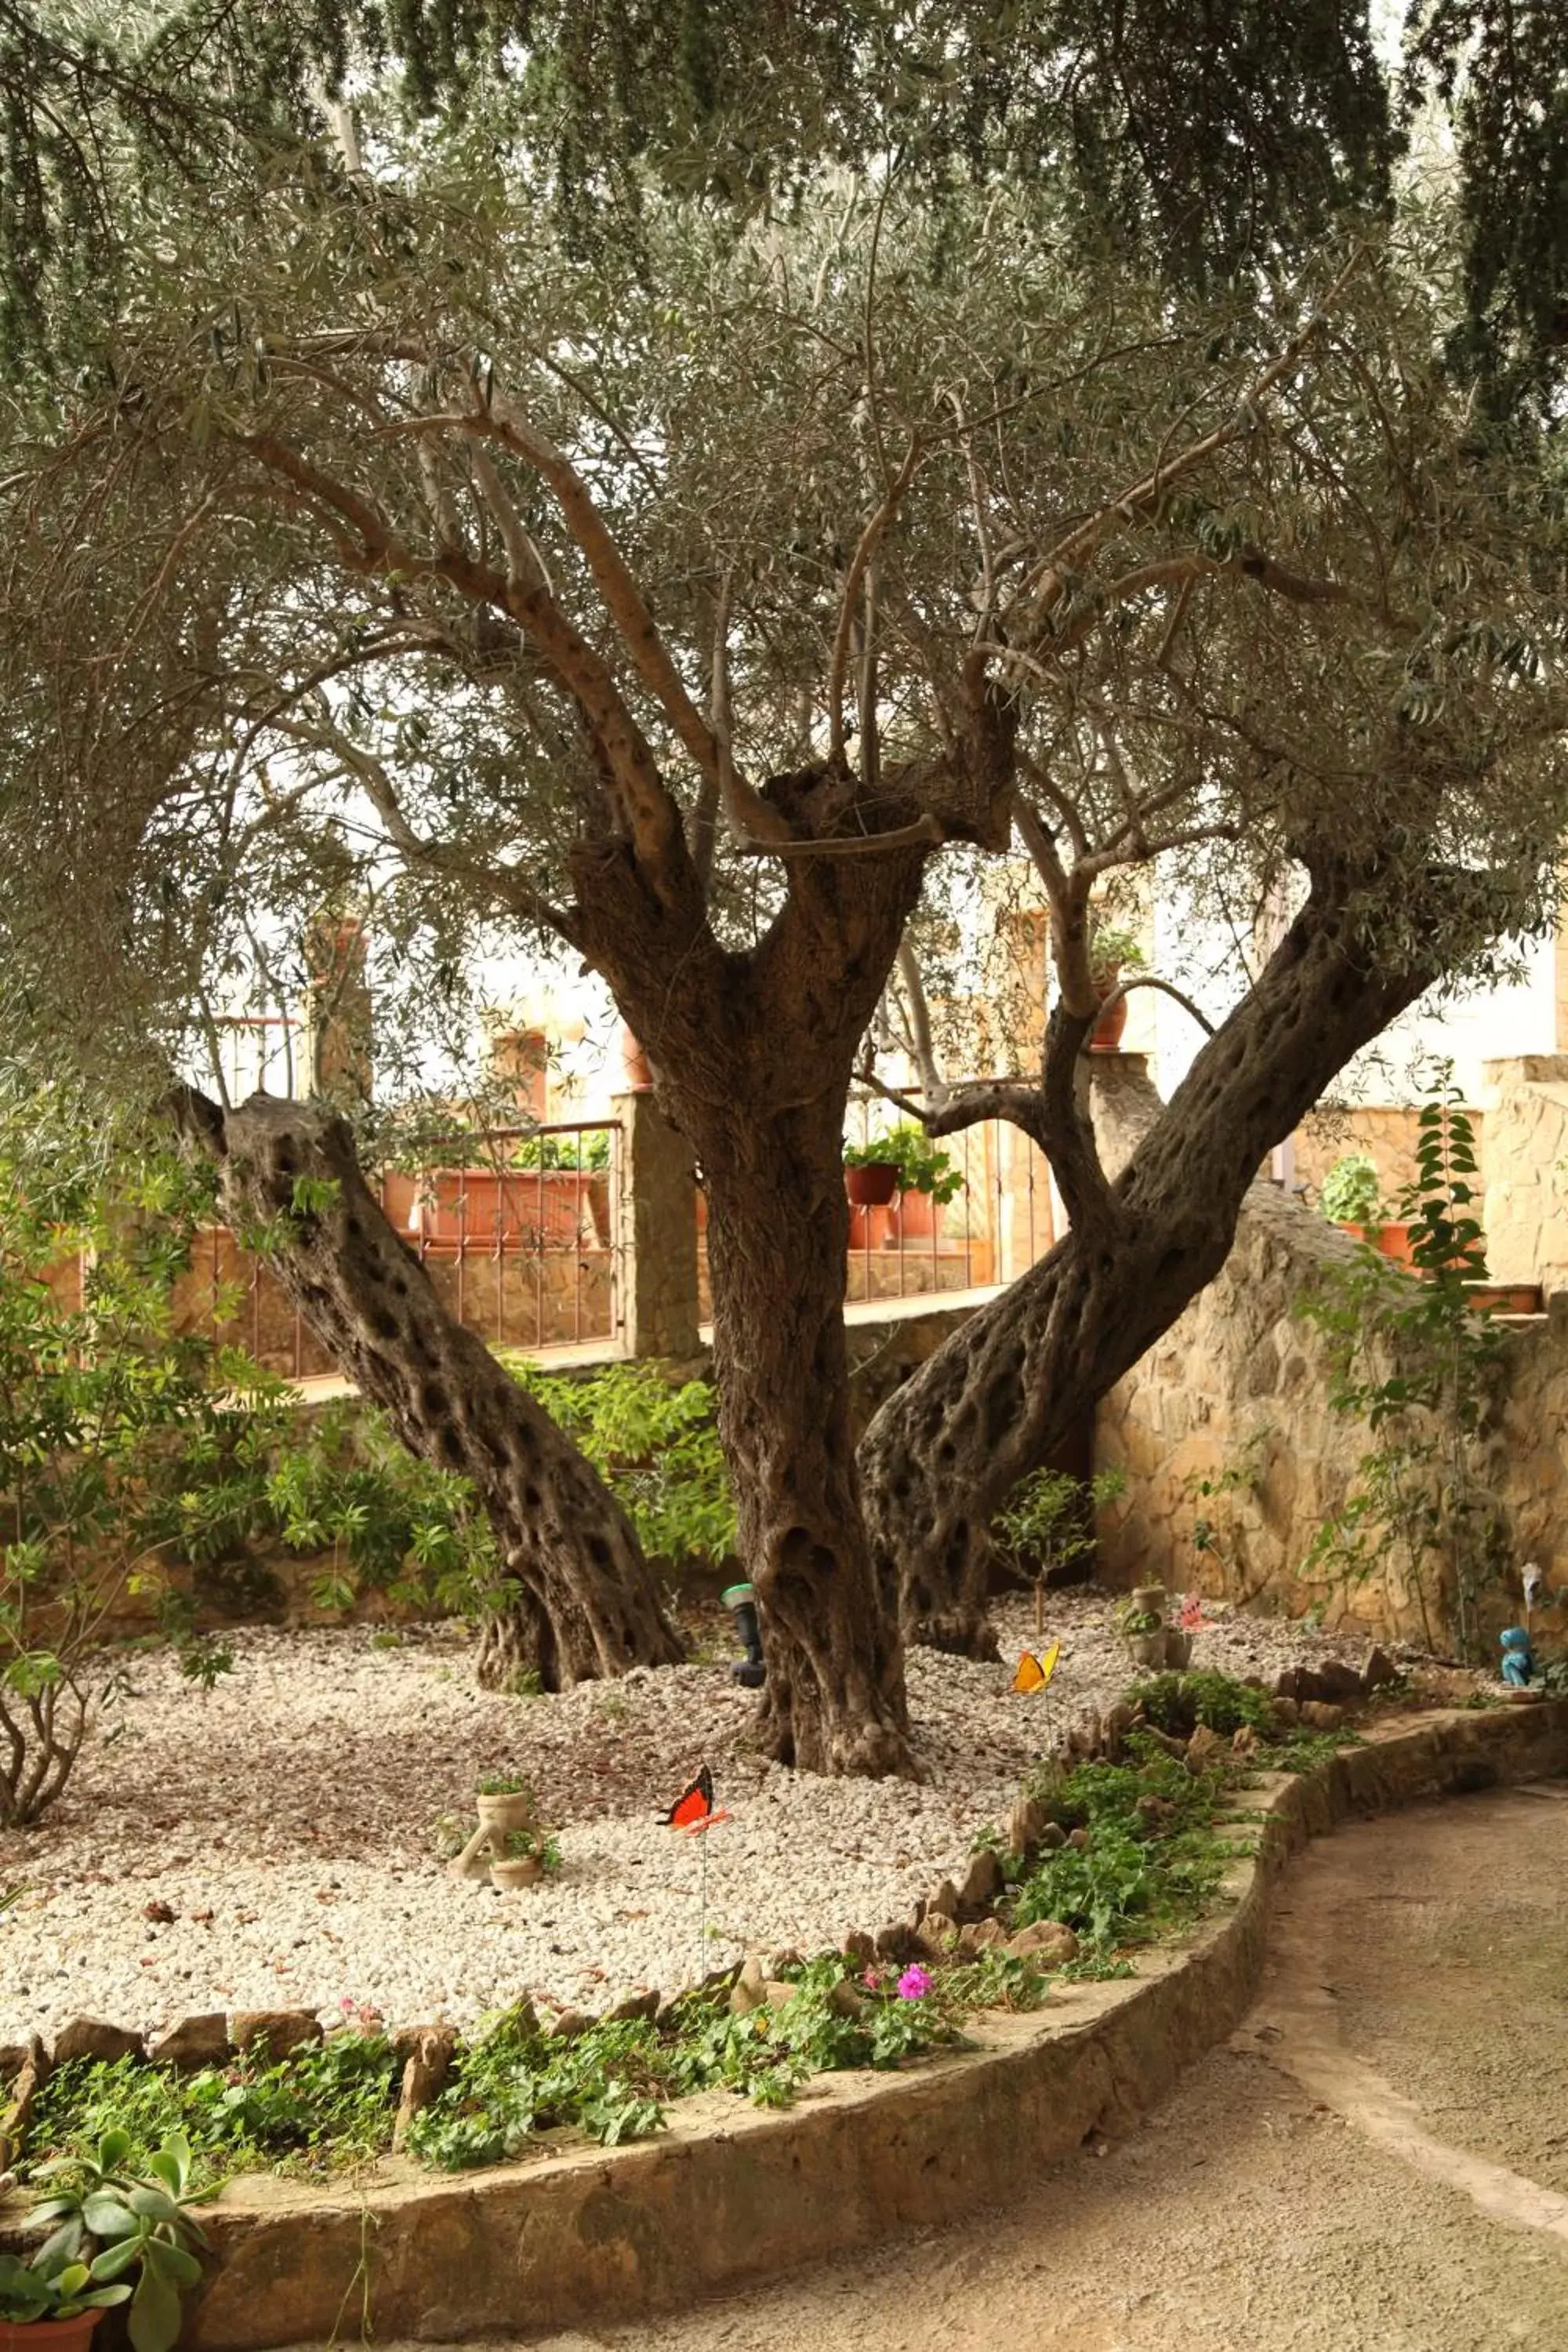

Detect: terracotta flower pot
[618, 1025, 655, 1091]
[490, 1857, 543, 1891]
[844, 1162, 899, 1208]
[1087, 967, 1129, 1052]
[888, 1190, 948, 1243]
[1340, 1220, 1415, 1266]
[1465, 1282, 1544, 1315]
[476, 1792, 535, 1837]
[0, 2317, 106, 2352]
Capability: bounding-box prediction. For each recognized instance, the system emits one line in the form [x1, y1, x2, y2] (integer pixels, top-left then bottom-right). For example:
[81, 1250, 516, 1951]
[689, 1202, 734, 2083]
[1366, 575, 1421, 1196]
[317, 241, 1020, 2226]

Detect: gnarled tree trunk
[172, 1087, 684, 1686]
[859, 863, 1482, 1652]
[574, 826, 927, 1774]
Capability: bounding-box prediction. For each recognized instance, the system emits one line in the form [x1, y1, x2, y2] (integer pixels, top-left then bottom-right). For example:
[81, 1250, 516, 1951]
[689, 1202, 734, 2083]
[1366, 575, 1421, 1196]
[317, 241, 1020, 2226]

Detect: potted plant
[1112, 1584, 1172, 1668]
[0, 2250, 130, 2352]
[491, 1824, 563, 1892]
[19, 2129, 211, 2352]
[843, 1136, 900, 1208]
[1087, 924, 1145, 1054]
[844, 1136, 901, 1247]
[878, 1124, 965, 1244]
[1319, 1152, 1413, 1263]
[474, 1771, 537, 1838]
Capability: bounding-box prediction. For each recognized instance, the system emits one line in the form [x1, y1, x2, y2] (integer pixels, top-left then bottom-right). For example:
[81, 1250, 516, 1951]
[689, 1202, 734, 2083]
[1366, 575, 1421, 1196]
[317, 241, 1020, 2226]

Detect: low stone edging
[56, 1696, 1549, 2348]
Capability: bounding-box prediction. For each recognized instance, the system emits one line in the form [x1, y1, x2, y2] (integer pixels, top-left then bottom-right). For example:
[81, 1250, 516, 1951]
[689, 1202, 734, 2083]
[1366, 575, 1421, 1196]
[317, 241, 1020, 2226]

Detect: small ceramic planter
[490, 1856, 543, 1892]
[1125, 1632, 1167, 1669]
[476, 1792, 536, 1838]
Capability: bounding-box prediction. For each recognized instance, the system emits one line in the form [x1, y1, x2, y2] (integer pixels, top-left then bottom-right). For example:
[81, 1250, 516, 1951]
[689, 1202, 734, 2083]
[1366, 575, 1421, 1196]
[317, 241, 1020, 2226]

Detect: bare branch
[829, 436, 921, 768]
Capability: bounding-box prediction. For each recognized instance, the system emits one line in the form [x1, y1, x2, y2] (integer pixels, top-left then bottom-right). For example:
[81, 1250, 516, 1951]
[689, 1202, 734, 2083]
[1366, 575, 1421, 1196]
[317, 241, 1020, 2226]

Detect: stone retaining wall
[18, 1699, 1553, 2350]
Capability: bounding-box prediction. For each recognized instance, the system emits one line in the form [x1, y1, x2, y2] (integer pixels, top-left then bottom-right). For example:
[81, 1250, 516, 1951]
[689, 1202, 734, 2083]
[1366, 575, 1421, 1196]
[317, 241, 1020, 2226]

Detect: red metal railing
[173, 1119, 622, 1379]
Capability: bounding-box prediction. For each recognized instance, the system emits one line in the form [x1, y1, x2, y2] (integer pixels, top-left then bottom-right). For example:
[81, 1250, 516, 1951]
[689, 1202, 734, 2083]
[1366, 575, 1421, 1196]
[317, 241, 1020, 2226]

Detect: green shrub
[1128, 1669, 1275, 1738]
[508, 1360, 735, 1570]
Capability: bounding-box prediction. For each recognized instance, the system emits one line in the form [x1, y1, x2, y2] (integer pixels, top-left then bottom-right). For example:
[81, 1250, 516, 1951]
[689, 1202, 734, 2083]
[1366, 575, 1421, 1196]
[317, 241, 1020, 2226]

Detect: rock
[391, 2027, 457, 2151]
[925, 1877, 961, 1923]
[760, 1980, 798, 2009]
[0, 2035, 49, 2173]
[147, 2013, 230, 2071]
[1185, 1724, 1223, 1773]
[1134, 1793, 1175, 1832]
[1007, 1795, 1048, 1855]
[728, 1955, 768, 2016]
[875, 1922, 916, 1964]
[1300, 1700, 1345, 1732]
[52, 2017, 142, 2067]
[1066, 1828, 1089, 1851]
[230, 2009, 323, 2063]
[548, 2009, 594, 2040]
[956, 1847, 1002, 1918]
[842, 1929, 877, 1965]
[1231, 1725, 1259, 1759]
[602, 1990, 660, 2025]
[1037, 1820, 1067, 1851]
[143, 1900, 176, 1926]
[1142, 1727, 1189, 1761]
[768, 1947, 805, 1977]
[1272, 1695, 1301, 1726]
[1100, 1700, 1139, 1759]
[1273, 1665, 1308, 1702]
[0, 2045, 31, 2083]
[1314, 1660, 1365, 1704]
[827, 1978, 869, 2020]
[956, 1917, 1007, 1958]
[1004, 1919, 1079, 1965]
[915, 1911, 960, 1961]
[1362, 1645, 1399, 1692]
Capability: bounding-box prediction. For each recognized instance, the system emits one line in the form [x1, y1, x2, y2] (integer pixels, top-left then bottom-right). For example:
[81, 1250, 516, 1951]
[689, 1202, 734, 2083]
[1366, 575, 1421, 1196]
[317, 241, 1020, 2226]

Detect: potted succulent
[1087, 924, 1145, 1054]
[491, 1824, 563, 1892]
[0, 2250, 130, 2352]
[17, 2129, 211, 2352]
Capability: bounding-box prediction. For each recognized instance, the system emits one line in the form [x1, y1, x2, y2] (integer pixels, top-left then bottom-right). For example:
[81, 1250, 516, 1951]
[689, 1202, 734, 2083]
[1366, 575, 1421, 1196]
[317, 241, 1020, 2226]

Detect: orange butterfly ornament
[658, 1763, 731, 1834]
[1011, 1641, 1061, 1695]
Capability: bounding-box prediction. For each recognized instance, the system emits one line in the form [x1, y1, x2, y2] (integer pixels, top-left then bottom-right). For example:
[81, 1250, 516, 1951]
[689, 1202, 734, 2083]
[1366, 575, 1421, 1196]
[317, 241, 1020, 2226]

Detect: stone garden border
[5, 1698, 1565, 2347]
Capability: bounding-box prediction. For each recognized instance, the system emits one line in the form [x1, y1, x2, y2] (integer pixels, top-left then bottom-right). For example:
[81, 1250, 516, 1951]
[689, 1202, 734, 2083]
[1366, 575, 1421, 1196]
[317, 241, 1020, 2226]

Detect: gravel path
[0, 1592, 1402, 2045]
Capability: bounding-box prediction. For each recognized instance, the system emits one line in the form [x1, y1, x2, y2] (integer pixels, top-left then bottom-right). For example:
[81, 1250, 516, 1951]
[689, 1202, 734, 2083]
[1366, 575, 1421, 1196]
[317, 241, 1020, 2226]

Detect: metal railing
[173, 1118, 622, 1379]
[693, 1087, 1057, 1316]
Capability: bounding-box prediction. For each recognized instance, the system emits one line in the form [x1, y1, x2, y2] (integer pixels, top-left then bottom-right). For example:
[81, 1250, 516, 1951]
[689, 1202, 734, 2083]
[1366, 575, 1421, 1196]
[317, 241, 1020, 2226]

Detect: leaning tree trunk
[172, 1087, 684, 1686]
[859, 863, 1479, 1652]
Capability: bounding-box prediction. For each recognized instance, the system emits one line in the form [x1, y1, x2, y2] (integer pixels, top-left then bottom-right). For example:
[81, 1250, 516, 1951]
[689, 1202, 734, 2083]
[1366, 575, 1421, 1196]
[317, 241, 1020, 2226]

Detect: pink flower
[860, 1967, 881, 1991]
[896, 1964, 933, 2001]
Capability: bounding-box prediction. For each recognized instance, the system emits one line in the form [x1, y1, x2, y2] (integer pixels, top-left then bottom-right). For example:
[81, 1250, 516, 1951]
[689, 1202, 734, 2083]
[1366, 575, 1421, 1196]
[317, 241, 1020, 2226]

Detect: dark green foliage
[22, 2033, 401, 2182]
[1301, 1077, 1509, 1657]
[1011, 1741, 1236, 1953]
[1128, 1669, 1275, 1740]
[405, 1962, 963, 2169]
[510, 1361, 736, 1570]
[6, 0, 1566, 397]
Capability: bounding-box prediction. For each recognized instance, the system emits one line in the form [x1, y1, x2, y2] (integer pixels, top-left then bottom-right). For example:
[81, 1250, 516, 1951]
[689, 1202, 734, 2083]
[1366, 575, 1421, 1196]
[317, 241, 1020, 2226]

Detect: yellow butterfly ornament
[1011, 1640, 1060, 1695]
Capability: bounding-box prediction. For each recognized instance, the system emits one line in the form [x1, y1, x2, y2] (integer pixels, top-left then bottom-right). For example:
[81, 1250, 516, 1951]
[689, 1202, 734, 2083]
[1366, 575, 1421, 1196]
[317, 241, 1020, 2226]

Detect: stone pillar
[1479, 1055, 1568, 1294]
[613, 1090, 701, 1359]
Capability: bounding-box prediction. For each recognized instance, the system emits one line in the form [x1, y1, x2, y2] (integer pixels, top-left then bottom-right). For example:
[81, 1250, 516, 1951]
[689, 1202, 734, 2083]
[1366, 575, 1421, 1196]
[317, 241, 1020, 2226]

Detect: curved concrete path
[523, 1783, 1568, 2351]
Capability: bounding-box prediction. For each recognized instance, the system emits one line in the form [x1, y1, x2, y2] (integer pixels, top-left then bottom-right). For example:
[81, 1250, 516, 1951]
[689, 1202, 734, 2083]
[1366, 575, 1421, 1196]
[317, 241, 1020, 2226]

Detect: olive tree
[2, 121, 1563, 1760]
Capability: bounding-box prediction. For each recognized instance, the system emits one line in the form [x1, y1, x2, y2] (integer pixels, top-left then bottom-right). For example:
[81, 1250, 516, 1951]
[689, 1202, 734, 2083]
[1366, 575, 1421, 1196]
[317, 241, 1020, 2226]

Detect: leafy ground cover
[12, 1675, 1359, 2186]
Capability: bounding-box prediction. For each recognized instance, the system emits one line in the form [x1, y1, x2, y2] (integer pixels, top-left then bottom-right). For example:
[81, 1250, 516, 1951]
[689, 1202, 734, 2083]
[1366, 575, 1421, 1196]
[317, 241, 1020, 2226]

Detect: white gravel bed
[0, 1593, 1383, 2045]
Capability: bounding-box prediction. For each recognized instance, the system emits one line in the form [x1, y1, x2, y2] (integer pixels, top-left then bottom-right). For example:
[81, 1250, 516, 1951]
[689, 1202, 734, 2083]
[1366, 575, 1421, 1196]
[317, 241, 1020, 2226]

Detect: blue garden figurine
[1500, 1625, 1534, 1687]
